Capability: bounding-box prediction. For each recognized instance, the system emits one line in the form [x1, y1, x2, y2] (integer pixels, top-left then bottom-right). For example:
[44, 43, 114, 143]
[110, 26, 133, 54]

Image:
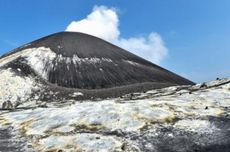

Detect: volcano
[1, 32, 230, 152]
[0, 32, 194, 100]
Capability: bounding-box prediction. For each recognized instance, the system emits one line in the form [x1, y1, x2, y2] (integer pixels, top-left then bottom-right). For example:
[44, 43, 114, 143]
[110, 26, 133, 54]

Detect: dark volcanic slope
[1, 32, 194, 90]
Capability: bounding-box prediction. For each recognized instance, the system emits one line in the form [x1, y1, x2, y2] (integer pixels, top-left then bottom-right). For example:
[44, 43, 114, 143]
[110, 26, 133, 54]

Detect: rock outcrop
[0, 78, 229, 152]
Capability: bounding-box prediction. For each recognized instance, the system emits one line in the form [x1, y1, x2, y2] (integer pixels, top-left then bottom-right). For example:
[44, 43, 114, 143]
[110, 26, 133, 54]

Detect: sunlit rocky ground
[0, 74, 230, 152]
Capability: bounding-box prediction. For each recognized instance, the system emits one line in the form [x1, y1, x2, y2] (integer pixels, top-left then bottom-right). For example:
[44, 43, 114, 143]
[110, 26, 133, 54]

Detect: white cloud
[116, 33, 168, 64]
[66, 6, 119, 42]
[66, 5, 168, 64]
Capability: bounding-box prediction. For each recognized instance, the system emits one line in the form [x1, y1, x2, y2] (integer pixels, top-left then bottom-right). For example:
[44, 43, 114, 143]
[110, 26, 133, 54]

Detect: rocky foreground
[0, 78, 229, 152]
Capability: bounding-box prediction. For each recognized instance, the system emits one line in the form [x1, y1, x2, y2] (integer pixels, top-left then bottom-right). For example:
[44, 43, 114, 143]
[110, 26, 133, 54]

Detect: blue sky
[0, 0, 230, 82]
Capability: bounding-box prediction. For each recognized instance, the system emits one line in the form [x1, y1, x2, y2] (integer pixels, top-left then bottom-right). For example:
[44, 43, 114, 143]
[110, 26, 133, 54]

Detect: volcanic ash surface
[0, 78, 230, 152]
